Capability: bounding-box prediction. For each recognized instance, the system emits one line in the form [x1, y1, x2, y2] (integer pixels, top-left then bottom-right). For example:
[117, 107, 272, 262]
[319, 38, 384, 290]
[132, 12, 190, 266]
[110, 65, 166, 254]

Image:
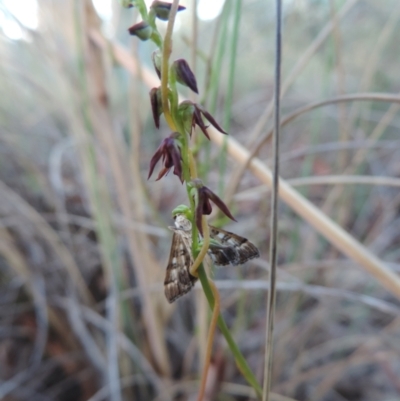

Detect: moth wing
[164, 232, 197, 303]
[208, 225, 260, 266]
[207, 242, 240, 266]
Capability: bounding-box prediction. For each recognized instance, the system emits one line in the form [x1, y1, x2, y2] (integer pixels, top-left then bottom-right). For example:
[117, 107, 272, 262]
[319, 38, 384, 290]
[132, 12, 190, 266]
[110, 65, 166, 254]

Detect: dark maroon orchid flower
[191, 179, 236, 235]
[148, 133, 183, 182]
[178, 101, 227, 140]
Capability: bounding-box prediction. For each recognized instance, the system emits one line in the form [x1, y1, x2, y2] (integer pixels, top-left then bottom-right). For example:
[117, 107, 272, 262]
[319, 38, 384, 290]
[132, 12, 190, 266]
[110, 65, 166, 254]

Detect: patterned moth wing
[208, 225, 260, 266]
[164, 214, 260, 303]
[164, 216, 197, 303]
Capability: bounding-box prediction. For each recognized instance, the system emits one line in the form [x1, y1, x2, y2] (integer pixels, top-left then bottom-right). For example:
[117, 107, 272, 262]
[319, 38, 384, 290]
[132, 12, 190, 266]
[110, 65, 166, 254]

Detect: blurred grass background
[1, 0, 400, 400]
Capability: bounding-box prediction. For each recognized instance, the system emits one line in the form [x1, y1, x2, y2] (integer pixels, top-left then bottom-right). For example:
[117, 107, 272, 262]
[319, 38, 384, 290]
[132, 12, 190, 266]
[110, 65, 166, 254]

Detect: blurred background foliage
[1, 0, 400, 400]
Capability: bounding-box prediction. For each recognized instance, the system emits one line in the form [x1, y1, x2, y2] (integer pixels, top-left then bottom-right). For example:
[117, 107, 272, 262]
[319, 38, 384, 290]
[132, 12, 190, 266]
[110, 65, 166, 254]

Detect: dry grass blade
[0, 180, 92, 305]
[287, 176, 400, 188]
[233, 176, 400, 202]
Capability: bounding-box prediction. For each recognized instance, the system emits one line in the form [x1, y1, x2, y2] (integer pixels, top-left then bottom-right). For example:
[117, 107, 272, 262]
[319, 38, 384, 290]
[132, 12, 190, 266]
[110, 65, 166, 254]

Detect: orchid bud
[128, 21, 153, 41]
[149, 87, 163, 128]
[152, 50, 162, 79]
[171, 59, 198, 94]
[150, 1, 186, 21]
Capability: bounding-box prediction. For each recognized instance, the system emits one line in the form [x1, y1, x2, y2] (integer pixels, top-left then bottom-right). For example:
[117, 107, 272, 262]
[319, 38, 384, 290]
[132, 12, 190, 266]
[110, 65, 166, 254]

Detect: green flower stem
[169, 68, 179, 116]
[150, 31, 163, 48]
[134, 0, 148, 19]
[197, 265, 263, 398]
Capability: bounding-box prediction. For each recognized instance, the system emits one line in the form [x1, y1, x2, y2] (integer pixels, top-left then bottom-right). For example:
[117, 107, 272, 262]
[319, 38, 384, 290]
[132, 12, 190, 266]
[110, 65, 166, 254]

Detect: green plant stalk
[209, 1, 231, 114]
[173, 58, 262, 401]
[200, 1, 231, 181]
[223, 0, 241, 133]
[134, 0, 163, 47]
[197, 265, 263, 398]
[218, 0, 242, 196]
[160, 0, 180, 129]
[133, 0, 148, 19]
[175, 117, 197, 247]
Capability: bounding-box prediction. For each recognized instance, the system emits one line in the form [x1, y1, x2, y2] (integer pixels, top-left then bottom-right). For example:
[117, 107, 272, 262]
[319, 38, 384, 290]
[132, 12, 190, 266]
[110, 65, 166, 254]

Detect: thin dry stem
[263, 1, 281, 398]
[287, 175, 400, 188]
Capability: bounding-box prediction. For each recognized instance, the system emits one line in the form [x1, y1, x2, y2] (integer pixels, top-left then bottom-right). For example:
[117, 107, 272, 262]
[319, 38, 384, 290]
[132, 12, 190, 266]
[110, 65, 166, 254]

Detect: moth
[164, 214, 260, 303]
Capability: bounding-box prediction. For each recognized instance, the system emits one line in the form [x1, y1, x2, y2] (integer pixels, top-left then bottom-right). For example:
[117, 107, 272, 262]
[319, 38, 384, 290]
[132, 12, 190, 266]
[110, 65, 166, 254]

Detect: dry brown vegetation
[1, 0, 400, 400]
